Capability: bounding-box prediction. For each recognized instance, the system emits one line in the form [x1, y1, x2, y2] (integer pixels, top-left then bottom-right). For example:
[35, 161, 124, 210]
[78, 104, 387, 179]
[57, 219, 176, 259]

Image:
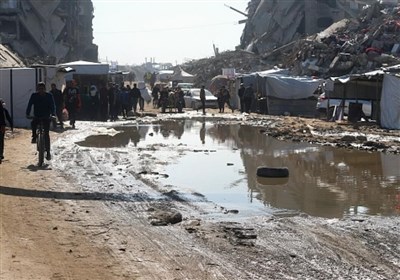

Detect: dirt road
[1, 112, 400, 280]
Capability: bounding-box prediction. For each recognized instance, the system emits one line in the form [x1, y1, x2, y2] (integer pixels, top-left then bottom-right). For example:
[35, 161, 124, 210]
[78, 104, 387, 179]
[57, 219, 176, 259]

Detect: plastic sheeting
[380, 75, 400, 129]
[265, 75, 323, 99]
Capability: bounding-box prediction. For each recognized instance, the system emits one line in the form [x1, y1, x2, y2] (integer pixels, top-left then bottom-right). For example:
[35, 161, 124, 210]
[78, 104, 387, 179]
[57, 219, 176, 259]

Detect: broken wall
[0, 0, 98, 65]
[241, 0, 377, 55]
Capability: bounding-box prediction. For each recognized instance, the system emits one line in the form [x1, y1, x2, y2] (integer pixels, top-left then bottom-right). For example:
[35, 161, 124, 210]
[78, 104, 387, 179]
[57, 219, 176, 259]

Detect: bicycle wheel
[37, 133, 45, 166]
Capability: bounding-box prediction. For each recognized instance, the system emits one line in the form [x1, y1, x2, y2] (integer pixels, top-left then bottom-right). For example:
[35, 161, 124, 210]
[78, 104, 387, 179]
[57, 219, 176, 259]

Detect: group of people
[0, 80, 257, 164]
[151, 85, 186, 113]
[100, 82, 144, 121]
[216, 83, 254, 114]
[151, 83, 256, 115]
[238, 83, 255, 113]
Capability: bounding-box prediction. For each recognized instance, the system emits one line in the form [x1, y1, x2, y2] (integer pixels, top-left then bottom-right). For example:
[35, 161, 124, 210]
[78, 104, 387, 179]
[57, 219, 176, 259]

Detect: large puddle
[77, 120, 400, 218]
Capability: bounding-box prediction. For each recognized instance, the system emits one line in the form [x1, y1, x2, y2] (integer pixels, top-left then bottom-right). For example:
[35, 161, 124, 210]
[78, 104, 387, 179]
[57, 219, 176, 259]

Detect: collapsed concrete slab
[0, 1, 97, 64]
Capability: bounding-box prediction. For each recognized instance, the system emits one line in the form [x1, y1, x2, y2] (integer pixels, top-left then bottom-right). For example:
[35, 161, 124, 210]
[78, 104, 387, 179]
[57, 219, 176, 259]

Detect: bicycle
[27, 116, 54, 166]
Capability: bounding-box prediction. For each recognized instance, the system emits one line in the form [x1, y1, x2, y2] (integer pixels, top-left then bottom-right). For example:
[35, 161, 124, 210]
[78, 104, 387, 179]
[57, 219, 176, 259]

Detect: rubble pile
[180, 2, 400, 82]
[280, 3, 400, 77]
[181, 50, 271, 86]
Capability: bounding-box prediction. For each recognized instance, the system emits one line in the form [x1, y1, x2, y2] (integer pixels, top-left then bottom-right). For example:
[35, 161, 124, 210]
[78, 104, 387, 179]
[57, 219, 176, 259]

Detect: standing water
[76, 119, 400, 218]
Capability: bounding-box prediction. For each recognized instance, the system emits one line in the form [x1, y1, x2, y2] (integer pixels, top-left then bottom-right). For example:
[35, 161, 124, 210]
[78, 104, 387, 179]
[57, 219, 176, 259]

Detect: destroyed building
[181, 0, 400, 84]
[240, 0, 384, 55]
[0, 0, 98, 65]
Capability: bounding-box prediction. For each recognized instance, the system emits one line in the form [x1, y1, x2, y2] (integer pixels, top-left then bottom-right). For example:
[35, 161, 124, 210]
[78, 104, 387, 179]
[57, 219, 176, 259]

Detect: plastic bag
[62, 108, 69, 121]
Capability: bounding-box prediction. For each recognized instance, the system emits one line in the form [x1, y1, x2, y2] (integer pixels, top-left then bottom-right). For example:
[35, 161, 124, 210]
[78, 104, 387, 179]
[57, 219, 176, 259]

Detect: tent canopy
[240, 68, 322, 100]
[171, 68, 194, 83]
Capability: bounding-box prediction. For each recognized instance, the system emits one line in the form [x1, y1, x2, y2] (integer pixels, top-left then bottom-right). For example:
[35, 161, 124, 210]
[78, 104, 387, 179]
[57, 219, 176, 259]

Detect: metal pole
[9, 69, 14, 120]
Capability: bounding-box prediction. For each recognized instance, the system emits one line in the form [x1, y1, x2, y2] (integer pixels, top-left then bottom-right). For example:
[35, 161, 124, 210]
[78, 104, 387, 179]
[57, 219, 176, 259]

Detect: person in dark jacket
[243, 84, 254, 113]
[63, 79, 81, 129]
[238, 83, 245, 113]
[0, 98, 13, 162]
[99, 82, 109, 122]
[26, 82, 56, 160]
[50, 83, 64, 128]
[130, 83, 141, 113]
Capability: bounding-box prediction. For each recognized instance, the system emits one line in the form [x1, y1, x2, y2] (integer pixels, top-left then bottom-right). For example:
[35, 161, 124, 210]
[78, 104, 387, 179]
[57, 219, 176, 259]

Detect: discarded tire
[256, 166, 289, 178]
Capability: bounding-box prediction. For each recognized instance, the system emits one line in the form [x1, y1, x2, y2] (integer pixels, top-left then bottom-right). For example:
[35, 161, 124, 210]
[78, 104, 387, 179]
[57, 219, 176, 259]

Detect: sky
[91, 0, 249, 66]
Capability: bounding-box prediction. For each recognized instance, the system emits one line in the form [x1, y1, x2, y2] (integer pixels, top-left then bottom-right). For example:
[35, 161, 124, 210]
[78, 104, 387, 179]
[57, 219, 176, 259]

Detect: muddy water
[77, 120, 400, 218]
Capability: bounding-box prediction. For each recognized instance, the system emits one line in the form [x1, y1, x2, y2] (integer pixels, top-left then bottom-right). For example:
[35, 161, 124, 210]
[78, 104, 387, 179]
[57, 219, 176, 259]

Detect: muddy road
[1, 111, 400, 279]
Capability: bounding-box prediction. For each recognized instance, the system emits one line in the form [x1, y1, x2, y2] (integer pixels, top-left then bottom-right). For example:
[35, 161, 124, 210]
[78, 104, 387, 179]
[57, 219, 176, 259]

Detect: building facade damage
[0, 0, 97, 64]
[240, 0, 382, 56]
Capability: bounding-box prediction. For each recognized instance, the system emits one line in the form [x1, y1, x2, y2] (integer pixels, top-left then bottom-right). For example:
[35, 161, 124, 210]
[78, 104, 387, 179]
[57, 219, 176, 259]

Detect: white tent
[171, 68, 194, 83]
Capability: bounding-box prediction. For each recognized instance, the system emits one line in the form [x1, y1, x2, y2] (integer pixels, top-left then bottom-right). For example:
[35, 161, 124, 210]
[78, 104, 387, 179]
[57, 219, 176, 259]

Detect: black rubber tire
[256, 166, 289, 178]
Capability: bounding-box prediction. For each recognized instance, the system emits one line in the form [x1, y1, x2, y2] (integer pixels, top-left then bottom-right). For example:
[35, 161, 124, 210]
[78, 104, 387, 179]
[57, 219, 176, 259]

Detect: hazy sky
[92, 0, 248, 66]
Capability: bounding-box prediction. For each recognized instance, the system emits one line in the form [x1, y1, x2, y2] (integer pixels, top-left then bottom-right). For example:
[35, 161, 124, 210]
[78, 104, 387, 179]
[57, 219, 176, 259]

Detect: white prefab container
[0, 66, 67, 128]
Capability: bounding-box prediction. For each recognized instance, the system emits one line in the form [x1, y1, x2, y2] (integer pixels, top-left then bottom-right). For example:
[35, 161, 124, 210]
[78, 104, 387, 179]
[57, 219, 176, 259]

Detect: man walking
[199, 85, 206, 115]
[130, 83, 141, 113]
[50, 83, 64, 128]
[63, 80, 80, 129]
[238, 83, 245, 113]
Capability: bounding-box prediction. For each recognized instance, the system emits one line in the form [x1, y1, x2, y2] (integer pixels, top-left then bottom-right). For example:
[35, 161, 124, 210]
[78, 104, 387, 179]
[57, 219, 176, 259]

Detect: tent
[171, 68, 194, 84]
[328, 66, 400, 129]
[238, 68, 323, 116]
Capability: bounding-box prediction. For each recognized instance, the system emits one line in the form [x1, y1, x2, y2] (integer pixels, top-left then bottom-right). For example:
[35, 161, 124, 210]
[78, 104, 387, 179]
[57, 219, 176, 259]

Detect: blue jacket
[26, 92, 56, 118]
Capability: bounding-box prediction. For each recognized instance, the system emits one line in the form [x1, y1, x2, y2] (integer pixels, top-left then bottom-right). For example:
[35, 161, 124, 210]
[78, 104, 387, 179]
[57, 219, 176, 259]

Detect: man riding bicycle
[26, 82, 56, 160]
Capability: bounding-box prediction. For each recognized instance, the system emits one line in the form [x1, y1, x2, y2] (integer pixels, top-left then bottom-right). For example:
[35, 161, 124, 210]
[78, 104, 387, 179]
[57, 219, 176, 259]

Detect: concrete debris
[282, 2, 400, 77]
[240, 0, 378, 56]
[0, 44, 25, 67]
[181, 50, 271, 87]
[182, 1, 400, 83]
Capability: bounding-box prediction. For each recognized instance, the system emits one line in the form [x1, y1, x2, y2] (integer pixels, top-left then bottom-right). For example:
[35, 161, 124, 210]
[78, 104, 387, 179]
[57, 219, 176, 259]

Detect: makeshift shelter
[326, 65, 400, 129]
[238, 69, 323, 116]
[171, 68, 195, 85]
[327, 75, 382, 122]
[0, 66, 68, 127]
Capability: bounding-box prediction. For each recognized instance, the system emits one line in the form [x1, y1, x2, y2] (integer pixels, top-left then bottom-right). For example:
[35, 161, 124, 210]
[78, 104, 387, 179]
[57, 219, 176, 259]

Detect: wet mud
[2, 112, 399, 279]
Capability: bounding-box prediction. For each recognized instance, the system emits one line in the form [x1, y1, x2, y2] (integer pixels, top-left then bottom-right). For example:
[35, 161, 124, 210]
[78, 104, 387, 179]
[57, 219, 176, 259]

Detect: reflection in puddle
[77, 120, 400, 218]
